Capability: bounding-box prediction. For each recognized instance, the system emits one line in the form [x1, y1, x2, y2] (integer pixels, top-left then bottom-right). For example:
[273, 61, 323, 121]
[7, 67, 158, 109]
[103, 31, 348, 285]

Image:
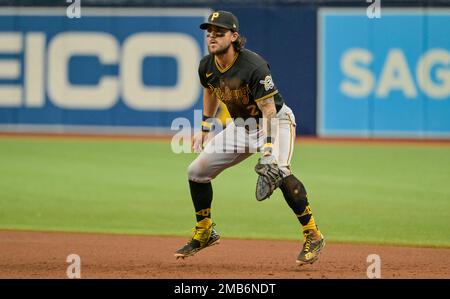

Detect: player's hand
[259, 154, 277, 165]
[254, 154, 282, 201]
[192, 131, 209, 153]
[260, 143, 277, 164]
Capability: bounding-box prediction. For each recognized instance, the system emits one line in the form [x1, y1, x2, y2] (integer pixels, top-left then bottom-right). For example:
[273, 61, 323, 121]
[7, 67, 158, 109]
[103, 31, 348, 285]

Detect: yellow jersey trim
[286, 113, 295, 164]
[254, 90, 278, 103]
[214, 52, 239, 73]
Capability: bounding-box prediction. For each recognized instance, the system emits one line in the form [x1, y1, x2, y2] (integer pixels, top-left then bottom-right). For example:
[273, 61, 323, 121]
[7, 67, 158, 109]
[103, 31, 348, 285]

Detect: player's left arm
[254, 95, 282, 200]
[256, 96, 277, 157]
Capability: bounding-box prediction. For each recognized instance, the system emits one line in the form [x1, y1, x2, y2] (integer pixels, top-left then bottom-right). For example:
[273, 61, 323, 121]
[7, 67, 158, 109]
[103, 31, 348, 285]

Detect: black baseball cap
[200, 11, 239, 32]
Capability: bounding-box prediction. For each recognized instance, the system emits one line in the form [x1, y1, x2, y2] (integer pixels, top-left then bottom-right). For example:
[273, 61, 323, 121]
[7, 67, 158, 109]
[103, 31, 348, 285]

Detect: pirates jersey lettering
[198, 49, 285, 120]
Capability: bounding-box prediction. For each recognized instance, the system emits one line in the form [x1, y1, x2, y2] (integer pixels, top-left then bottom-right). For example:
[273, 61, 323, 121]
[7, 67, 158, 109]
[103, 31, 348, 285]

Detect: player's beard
[209, 42, 232, 56]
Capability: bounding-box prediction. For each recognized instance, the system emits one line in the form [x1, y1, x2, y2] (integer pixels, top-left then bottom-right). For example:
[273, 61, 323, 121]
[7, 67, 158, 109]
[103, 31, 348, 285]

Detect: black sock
[189, 180, 213, 222]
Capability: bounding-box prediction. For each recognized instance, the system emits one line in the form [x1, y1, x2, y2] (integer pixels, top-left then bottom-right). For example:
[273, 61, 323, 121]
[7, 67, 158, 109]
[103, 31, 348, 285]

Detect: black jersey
[198, 49, 285, 120]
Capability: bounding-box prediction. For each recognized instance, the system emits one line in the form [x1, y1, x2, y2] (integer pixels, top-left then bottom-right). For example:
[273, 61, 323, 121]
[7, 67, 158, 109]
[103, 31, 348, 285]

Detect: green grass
[0, 137, 449, 247]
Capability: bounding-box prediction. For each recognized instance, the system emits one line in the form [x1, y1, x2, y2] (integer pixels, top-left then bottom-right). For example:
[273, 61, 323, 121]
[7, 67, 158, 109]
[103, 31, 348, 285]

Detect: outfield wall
[318, 8, 450, 138]
[0, 1, 449, 138]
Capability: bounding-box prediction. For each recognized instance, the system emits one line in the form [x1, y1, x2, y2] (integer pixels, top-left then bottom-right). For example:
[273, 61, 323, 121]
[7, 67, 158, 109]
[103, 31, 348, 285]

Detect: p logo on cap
[200, 10, 239, 32]
[211, 12, 220, 21]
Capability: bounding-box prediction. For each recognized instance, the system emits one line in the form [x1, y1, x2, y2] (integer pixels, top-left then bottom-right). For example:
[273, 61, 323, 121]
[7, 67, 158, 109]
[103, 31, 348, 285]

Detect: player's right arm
[203, 87, 220, 119]
[192, 87, 219, 152]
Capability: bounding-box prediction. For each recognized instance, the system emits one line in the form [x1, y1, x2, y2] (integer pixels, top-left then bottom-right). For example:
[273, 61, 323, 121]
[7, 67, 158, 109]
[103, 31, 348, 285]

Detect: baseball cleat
[174, 224, 220, 259]
[296, 229, 325, 265]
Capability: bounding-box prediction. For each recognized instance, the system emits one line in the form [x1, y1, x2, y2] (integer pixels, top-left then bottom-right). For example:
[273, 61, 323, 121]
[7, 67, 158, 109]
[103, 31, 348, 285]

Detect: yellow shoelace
[192, 227, 211, 244]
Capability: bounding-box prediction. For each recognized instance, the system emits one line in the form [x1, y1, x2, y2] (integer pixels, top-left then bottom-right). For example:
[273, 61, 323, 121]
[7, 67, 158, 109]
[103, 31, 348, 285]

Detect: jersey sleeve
[198, 59, 208, 88]
[249, 64, 279, 103]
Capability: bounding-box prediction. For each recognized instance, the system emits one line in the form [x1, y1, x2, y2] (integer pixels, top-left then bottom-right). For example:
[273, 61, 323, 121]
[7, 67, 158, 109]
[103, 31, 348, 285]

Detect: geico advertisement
[318, 9, 450, 138]
[0, 8, 208, 128]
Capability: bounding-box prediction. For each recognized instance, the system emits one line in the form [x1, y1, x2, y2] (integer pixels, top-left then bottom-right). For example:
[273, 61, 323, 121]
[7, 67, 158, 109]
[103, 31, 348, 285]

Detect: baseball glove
[254, 155, 283, 201]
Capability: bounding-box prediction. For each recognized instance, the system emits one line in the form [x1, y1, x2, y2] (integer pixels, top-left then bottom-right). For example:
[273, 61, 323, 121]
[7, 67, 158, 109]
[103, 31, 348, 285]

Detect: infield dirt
[0, 230, 448, 279]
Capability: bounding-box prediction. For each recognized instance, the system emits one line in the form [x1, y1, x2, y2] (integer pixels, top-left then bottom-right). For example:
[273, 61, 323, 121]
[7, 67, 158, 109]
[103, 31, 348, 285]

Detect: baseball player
[175, 11, 325, 265]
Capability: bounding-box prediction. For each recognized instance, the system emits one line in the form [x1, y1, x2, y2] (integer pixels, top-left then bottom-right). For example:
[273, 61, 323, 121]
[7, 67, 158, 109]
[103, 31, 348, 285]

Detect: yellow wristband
[263, 143, 273, 156]
[201, 121, 213, 128]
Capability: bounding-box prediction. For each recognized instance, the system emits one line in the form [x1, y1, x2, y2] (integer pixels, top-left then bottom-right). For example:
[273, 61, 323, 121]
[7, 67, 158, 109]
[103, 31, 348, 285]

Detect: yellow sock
[196, 217, 212, 228]
[302, 215, 319, 233]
